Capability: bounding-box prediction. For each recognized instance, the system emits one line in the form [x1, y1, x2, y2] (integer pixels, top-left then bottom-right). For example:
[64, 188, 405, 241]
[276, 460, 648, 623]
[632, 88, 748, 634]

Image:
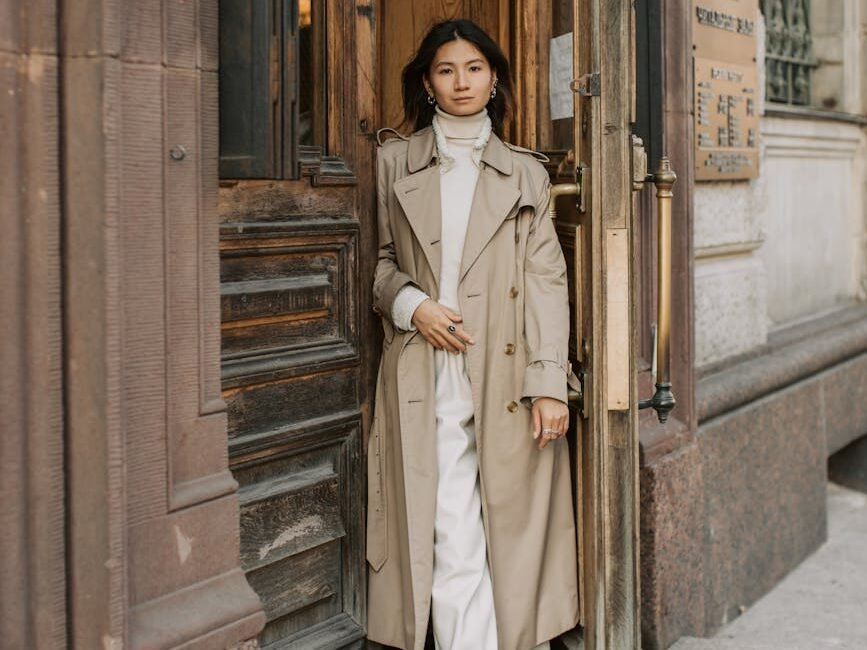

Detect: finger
[439, 327, 464, 353]
[429, 331, 448, 351]
[532, 404, 541, 439]
[441, 306, 463, 322]
[419, 328, 438, 348]
[438, 326, 468, 353]
[437, 330, 462, 354]
[454, 326, 475, 345]
[438, 319, 468, 348]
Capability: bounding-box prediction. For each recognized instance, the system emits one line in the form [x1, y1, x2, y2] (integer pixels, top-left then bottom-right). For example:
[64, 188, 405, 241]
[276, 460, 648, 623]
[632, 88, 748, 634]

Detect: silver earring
[427, 94, 436, 105]
[490, 83, 498, 100]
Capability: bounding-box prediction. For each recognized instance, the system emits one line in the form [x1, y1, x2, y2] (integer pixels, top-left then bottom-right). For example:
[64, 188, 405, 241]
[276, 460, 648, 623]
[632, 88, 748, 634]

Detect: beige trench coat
[367, 126, 579, 650]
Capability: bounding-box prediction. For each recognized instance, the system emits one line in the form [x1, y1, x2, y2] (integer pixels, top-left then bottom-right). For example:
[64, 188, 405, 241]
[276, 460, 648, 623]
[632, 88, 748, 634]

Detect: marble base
[829, 435, 867, 493]
[640, 442, 706, 649]
[823, 353, 867, 455]
[697, 381, 827, 633]
[642, 345, 867, 648]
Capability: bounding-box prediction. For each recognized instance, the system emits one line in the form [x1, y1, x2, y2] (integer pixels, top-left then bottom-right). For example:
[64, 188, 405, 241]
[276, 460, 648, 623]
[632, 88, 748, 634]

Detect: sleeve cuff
[391, 285, 429, 331]
[521, 361, 568, 405]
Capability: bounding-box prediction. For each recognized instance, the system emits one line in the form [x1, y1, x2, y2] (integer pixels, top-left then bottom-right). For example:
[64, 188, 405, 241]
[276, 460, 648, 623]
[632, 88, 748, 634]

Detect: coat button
[504, 343, 515, 355]
[506, 400, 519, 413]
[509, 286, 519, 298]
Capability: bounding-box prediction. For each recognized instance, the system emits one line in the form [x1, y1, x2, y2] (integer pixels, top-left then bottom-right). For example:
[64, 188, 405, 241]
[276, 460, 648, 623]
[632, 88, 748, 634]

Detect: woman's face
[425, 38, 496, 117]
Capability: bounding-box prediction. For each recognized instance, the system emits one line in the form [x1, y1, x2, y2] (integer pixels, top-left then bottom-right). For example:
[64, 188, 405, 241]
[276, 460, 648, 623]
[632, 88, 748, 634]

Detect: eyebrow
[434, 58, 486, 67]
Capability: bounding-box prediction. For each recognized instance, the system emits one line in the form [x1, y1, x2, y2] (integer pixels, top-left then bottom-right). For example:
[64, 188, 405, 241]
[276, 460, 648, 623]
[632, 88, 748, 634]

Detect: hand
[532, 397, 569, 449]
[411, 299, 475, 354]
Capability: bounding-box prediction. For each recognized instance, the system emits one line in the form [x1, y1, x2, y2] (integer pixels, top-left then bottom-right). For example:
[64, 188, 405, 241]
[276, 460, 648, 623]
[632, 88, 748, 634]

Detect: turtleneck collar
[434, 106, 488, 140]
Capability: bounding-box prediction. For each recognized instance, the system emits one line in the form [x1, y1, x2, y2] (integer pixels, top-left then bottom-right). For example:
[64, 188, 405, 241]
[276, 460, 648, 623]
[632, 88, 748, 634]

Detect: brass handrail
[639, 157, 676, 423]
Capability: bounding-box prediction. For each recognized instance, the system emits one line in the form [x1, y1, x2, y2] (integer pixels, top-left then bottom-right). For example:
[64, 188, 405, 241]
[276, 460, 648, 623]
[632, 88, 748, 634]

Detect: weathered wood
[219, 2, 373, 645]
[246, 541, 342, 621]
[219, 220, 359, 360]
[239, 472, 345, 570]
[601, 0, 640, 646]
[280, 612, 366, 649]
[225, 367, 358, 441]
[546, 0, 640, 647]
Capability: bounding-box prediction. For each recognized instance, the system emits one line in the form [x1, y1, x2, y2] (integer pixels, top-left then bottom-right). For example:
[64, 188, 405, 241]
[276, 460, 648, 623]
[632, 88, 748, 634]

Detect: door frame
[512, 1, 642, 647]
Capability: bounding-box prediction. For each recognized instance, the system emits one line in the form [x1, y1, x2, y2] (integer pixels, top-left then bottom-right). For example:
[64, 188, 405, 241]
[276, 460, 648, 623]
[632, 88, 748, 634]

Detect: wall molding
[697, 304, 867, 422]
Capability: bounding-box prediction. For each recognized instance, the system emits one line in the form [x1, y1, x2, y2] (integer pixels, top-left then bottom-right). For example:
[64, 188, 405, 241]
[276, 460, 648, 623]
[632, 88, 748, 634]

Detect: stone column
[62, 0, 265, 647]
[0, 1, 66, 646]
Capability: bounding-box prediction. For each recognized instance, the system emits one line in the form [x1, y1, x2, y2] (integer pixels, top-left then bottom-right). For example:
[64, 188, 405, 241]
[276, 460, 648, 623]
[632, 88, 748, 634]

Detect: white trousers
[431, 351, 550, 650]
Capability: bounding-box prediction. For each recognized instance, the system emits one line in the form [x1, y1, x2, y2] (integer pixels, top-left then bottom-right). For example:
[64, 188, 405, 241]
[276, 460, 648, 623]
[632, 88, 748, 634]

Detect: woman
[368, 19, 579, 650]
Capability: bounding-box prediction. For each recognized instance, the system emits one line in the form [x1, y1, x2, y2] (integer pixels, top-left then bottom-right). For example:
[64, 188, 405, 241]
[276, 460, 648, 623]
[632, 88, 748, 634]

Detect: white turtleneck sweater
[391, 107, 489, 329]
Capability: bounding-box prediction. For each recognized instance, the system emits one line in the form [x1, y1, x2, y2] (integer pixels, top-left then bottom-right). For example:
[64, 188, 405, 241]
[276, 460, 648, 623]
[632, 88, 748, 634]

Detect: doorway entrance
[217, 1, 645, 647]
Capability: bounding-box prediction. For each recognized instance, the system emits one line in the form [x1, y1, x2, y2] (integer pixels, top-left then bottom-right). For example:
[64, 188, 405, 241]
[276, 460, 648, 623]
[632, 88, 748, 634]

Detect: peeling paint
[174, 525, 193, 564]
[258, 515, 323, 560]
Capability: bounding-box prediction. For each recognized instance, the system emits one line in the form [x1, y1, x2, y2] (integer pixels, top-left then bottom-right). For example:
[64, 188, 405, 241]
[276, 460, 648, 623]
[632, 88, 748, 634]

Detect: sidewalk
[671, 483, 867, 650]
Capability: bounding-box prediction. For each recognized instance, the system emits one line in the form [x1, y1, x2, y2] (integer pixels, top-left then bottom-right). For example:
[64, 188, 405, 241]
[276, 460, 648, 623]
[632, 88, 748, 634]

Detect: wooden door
[217, 1, 377, 647]
[519, 0, 641, 648]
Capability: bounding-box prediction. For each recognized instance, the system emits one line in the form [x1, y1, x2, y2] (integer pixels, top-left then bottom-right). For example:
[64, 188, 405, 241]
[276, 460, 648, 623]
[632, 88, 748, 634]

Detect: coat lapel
[459, 165, 521, 282]
[393, 166, 442, 289]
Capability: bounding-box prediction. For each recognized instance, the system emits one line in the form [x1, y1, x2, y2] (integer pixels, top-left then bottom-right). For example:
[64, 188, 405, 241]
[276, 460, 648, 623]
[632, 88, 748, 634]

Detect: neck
[434, 106, 488, 139]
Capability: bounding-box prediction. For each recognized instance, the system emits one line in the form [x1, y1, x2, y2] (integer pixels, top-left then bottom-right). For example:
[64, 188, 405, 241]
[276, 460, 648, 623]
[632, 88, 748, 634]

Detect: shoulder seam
[504, 141, 550, 163]
[376, 127, 409, 146]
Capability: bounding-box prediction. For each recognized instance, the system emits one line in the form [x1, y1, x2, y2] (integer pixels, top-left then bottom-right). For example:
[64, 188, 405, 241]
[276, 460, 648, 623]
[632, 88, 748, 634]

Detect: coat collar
[406, 125, 513, 175]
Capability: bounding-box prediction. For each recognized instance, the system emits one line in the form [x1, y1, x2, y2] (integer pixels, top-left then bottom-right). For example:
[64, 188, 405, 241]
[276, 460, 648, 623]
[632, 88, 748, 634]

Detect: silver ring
[542, 428, 555, 435]
[447, 324, 457, 334]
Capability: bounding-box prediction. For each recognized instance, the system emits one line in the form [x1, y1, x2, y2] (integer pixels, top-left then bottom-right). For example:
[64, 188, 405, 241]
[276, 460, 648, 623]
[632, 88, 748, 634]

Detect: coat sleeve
[521, 173, 570, 405]
[372, 145, 422, 324]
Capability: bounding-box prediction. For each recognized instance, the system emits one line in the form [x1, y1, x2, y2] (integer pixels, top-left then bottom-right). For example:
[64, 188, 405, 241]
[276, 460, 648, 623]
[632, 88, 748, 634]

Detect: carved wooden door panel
[217, 0, 376, 647]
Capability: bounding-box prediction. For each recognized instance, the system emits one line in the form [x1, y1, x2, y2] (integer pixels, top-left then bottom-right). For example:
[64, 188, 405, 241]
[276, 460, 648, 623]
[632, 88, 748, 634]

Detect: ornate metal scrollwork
[761, 0, 816, 105]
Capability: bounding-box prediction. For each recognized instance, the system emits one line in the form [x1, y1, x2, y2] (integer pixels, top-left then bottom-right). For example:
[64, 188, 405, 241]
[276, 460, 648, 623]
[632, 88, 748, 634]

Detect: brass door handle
[638, 157, 677, 423]
[567, 365, 589, 420]
[547, 183, 580, 219]
[547, 181, 588, 419]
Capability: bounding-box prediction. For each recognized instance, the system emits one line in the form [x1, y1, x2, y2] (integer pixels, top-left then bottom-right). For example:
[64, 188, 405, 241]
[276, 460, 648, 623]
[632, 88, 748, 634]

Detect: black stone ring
[447, 324, 457, 334]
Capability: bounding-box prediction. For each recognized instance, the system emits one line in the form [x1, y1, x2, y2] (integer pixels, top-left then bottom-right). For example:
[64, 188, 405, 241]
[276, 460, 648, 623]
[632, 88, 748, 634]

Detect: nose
[454, 70, 470, 90]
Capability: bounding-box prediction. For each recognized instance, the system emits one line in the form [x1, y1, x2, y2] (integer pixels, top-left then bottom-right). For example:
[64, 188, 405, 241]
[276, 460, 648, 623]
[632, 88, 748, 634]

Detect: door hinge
[571, 72, 601, 97]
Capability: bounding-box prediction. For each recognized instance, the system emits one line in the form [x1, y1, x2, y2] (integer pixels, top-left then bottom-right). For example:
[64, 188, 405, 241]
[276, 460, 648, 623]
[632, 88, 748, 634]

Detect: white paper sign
[549, 32, 574, 120]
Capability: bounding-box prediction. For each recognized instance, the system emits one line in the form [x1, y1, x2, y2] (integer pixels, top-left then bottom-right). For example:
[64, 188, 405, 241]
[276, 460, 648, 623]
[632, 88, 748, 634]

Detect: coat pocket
[366, 417, 388, 570]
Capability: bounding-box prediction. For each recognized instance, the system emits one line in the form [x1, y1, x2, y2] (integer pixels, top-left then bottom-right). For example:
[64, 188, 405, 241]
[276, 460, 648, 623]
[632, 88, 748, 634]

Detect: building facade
[2, 0, 865, 649]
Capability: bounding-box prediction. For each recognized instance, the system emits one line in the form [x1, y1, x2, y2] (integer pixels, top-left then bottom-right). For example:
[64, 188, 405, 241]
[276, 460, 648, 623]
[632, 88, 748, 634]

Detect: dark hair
[401, 19, 515, 137]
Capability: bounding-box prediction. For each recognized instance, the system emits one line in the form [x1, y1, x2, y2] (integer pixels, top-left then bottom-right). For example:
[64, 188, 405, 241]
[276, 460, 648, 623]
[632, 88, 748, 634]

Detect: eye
[470, 65, 482, 72]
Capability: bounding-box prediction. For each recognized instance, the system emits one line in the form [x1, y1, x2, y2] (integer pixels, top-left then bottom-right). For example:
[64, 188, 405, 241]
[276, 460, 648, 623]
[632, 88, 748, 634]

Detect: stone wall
[758, 117, 866, 327]
[693, 7, 867, 368]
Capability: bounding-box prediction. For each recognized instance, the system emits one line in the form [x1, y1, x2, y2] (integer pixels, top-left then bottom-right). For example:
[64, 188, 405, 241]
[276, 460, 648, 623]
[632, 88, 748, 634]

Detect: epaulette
[376, 127, 409, 146]
[504, 141, 550, 163]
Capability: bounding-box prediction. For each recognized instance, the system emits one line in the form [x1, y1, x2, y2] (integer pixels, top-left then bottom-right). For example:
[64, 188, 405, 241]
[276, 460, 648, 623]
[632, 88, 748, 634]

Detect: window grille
[761, 0, 817, 105]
